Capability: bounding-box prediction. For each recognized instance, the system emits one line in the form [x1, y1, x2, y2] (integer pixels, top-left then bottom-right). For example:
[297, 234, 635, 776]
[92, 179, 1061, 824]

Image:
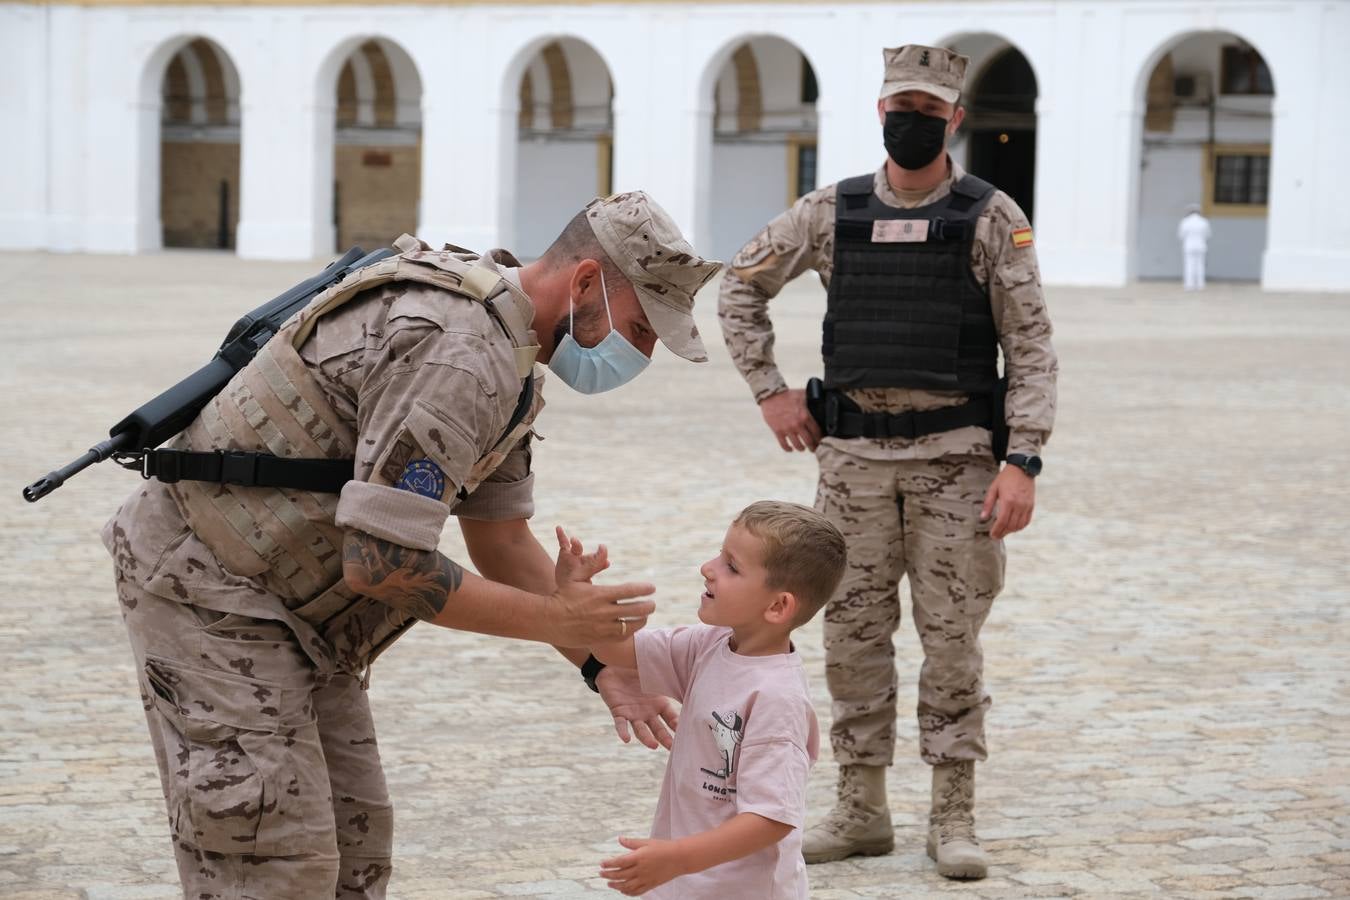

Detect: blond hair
[733, 501, 847, 629]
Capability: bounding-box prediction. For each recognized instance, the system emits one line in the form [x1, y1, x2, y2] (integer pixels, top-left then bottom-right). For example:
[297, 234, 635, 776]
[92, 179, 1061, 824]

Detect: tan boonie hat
[584, 191, 722, 363]
[880, 44, 969, 104]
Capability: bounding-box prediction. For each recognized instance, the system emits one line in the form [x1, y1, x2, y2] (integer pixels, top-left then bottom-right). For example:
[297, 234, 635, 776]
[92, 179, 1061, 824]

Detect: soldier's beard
[551, 298, 606, 352]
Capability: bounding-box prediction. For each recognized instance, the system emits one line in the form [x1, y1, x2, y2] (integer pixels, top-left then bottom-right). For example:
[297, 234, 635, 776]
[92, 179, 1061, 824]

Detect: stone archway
[331, 38, 422, 251]
[1133, 33, 1274, 281]
[943, 35, 1038, 224]
[159, 38, 241, 249]
[963, 46, 1038, 222]
[704, 36, 819, 260]
[512, 37, 614, 258]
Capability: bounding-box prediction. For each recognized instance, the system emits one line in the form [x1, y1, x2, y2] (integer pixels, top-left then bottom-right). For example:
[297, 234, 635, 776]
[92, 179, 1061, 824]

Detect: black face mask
[883, 110, 949, 171]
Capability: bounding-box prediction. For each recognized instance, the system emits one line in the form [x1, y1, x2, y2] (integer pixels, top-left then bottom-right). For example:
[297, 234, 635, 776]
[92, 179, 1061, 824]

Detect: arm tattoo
[342, 531, 465, 622]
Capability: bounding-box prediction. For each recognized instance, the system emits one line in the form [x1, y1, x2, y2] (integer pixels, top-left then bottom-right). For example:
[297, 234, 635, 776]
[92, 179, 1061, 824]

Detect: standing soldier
[104, 192, 720, 899]
[717, 45, 1057, 879]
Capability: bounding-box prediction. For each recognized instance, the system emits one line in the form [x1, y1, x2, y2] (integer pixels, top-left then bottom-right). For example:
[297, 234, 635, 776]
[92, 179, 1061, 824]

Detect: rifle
[22, 246, 394, 502]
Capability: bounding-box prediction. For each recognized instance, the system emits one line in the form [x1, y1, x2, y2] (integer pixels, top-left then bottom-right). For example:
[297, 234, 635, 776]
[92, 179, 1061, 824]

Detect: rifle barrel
[23, 432, 136, 503]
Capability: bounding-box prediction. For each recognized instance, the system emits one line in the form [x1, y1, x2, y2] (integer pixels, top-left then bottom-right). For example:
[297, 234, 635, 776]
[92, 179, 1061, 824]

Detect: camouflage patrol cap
[585, 191, 722, 363]
[880, 45, 969, 104]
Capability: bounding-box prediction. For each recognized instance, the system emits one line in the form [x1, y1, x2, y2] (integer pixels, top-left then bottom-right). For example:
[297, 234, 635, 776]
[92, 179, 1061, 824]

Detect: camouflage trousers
[115, 577, 394, 899]
[814, 445, 1006, 768]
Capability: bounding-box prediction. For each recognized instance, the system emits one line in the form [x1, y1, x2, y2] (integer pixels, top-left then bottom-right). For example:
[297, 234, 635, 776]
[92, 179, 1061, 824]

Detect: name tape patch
[396, 458, 446, 499]
[1012, 227, 1034, 249]
[872, 219, 930, 243]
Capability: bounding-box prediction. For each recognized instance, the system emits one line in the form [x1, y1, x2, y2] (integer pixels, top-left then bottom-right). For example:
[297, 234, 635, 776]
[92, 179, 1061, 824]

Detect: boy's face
[698, 523, 781, 629]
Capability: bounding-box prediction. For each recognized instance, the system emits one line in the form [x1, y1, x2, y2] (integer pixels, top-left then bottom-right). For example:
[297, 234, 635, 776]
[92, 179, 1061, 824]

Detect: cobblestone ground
[2, 250, 1348, 900]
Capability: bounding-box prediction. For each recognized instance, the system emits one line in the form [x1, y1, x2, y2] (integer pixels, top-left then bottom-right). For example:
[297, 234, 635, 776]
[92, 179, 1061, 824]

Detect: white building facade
[2, 0, 1348, 290]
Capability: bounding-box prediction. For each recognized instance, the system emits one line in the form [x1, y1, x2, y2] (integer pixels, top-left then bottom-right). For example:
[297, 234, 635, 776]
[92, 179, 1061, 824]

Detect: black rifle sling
[140, 449, 355, 492]
[140, 373, 533, 495]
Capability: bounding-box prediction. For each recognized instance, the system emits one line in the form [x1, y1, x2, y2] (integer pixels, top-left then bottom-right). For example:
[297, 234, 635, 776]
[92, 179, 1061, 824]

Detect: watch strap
[1006, 453, 1042, 477]
[580, 654, 606, 693]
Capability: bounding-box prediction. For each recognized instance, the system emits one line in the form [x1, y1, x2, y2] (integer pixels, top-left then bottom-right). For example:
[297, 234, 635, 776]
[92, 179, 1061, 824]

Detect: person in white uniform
[1178, 204, 1213, 291]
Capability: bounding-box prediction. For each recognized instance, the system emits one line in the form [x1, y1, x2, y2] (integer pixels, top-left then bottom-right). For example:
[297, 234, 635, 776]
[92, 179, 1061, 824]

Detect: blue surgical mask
[547, 274, 651, 394]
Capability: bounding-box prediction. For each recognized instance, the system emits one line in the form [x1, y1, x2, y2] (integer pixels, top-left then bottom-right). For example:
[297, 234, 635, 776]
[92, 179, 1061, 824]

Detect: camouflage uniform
[103, 238, 543, 899]
[718, 162, 1058, 768]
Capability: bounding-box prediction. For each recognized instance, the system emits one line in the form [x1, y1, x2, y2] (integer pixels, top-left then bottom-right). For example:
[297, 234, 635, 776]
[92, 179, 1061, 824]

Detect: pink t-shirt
[635, 624, 819, 899]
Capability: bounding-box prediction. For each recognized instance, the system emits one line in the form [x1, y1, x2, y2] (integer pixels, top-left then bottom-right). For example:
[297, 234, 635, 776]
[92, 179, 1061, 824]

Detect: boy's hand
[600, 837, 686, 896]
[555, 526, 610, 585]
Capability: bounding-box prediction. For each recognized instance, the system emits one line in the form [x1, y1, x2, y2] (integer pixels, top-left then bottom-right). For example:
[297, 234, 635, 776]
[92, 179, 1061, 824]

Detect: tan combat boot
[926, 760, 989, 879]
[802, 764, 894, 864]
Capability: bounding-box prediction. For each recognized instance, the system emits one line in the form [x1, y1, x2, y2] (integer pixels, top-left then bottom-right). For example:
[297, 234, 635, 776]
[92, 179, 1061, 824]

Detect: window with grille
[787, 137, 817, 204]
[1214, 154, 1269, 205]
[1205, 145, 1271, 215]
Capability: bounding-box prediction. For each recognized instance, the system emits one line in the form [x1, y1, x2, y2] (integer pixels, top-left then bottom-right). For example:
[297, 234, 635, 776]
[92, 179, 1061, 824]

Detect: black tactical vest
[824, 173, 1000, 393]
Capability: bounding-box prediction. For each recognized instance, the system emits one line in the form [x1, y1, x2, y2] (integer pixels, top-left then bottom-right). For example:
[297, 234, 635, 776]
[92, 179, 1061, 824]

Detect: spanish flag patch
[1012, 227, 1034, 249]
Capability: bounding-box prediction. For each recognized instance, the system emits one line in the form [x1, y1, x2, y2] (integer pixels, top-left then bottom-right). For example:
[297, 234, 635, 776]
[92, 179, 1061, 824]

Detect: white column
[130, 76, 162, 253]
[1263, 3, 1350, 291]
[418, 18, 506, 252]
[236, 16, 332, 260]
[611, 15, 704, 250]
[79, 13, 151, 254]
[41, 6, 87, 252]
[1034, 4, 1132, 286]
[0, 5, 50, 249]
[813, 12, 882, 186]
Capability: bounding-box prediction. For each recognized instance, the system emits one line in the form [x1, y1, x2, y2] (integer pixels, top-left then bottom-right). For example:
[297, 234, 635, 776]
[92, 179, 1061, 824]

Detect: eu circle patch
[396, 459, 446, 499]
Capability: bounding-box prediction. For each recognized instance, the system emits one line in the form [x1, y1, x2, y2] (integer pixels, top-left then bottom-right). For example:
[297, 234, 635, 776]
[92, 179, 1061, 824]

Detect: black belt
[825, 394, 992, 440]
[124, 448, 353, 494]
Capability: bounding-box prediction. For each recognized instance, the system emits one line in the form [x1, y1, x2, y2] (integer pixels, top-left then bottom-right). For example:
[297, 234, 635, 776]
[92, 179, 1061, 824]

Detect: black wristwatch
[581, 654, 606, 693]
[1005, 453, 1043, 478]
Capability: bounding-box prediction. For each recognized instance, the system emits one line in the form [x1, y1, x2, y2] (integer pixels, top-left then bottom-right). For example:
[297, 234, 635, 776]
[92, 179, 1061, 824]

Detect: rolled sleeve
[452, 437, 535, 521]
[334, 481, 450, 551]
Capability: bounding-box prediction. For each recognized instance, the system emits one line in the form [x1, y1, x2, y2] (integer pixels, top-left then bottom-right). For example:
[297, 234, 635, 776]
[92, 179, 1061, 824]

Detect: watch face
[1025, 456, 1043, 477]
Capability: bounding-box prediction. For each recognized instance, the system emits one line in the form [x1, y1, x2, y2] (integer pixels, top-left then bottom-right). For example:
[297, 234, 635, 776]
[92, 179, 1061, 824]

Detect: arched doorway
[964, 47, 1037, 222]
[513, 38, 613, 258]
[706, 37, 819, 260]
[1134, 33, 1274, 281]
[332, 39, 422, 251]
[943, 35, 1038, 223]
[160, 38, 241, 249]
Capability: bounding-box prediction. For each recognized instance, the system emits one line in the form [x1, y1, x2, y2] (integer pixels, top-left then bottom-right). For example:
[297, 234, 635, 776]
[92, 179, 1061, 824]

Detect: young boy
[558, 501, 847, 898]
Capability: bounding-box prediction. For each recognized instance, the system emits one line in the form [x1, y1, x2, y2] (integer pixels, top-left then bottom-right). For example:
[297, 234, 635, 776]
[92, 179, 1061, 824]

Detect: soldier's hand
[548, 578, 655, 648]
[981, 465, 1036, 539]
[595, 666, 679, 750]
[759, 388, 822, 452]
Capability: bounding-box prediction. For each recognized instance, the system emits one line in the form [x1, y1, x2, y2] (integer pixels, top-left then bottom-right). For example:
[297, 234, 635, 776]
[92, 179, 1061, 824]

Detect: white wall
[0, 4, 49, 248]
[1, 0, 1347, 291]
